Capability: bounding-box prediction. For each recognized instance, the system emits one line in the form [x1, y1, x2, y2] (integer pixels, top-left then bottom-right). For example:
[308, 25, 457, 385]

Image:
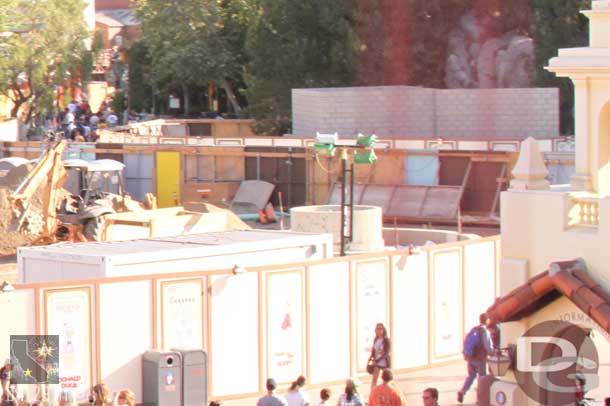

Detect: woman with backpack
[369, 323, 391, 392]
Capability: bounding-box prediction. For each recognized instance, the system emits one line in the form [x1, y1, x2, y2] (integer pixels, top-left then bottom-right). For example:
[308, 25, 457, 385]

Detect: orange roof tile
[487, 258, 610, 334]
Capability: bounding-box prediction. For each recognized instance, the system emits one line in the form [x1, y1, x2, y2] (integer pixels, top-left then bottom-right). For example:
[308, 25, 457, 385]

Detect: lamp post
[313, 133, 377, 256]
[487, 348, 513, 377]
[339, 148, 354, 256]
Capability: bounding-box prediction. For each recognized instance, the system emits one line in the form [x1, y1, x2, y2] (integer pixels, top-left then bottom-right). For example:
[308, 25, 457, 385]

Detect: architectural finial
[510, 137, 550, 190]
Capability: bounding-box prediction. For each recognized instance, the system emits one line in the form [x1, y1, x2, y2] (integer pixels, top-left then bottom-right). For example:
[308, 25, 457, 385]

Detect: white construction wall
[2, 236, 500, 405]
[292, 86, 559, 139]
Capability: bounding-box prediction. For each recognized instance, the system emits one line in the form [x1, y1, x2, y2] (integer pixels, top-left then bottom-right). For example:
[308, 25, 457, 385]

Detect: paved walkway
[223, 360, 478, 406]
[395, 361, 476, 405]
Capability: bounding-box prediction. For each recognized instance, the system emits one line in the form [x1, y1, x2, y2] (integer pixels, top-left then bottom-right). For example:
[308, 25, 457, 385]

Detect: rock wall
[445, 10, 534, 89]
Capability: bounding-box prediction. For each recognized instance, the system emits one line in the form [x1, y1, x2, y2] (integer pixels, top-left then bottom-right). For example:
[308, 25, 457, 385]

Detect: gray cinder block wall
[291, 86, 559, 139]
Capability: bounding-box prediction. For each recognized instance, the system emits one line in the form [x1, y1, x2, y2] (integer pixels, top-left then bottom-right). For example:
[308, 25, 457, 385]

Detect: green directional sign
[354, 150, 377, 164]
[356, 133, 377, 148]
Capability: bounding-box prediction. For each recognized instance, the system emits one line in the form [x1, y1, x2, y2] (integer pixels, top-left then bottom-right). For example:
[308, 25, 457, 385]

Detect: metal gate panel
[124, 154, 154, 202]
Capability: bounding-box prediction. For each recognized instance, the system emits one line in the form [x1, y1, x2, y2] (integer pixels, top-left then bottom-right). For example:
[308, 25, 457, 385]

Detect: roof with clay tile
[486, 258, 610, 333]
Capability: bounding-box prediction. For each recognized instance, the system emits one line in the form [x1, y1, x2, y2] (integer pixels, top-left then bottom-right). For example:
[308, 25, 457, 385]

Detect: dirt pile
[0, 164, 45, 254]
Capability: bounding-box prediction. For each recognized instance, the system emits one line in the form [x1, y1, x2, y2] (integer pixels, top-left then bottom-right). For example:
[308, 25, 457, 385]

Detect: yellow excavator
[8, 141, 72, 243]
[7, 140, 248, 245]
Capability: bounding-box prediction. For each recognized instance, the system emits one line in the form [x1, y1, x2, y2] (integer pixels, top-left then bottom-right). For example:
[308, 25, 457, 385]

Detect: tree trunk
[10, 100, 23, 119]
[220, 79, 242, 115]
[182, 83, 190, 117]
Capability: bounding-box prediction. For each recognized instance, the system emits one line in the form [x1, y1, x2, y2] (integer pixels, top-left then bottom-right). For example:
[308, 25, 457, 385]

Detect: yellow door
[156, 151, 181, 208]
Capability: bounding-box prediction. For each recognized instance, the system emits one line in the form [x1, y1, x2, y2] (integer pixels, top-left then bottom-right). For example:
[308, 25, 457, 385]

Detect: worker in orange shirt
[369, 369, 405, 406]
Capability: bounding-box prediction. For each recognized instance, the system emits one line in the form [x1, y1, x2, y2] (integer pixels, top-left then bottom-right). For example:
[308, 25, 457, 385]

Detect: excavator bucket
[8, 141, 67, 238]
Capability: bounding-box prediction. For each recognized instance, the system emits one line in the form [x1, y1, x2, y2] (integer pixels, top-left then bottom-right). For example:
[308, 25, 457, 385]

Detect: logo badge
[10, 335, 59, 384]
[514, 320, 598, 405]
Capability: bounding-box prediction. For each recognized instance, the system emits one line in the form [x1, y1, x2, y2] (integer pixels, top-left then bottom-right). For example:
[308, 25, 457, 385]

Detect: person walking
[58, 390, 77, 406]
[258, 378, 287, 406]
[285, 375, 310, 406]
[457, 313, 493, 403]
[369, 323, 391, 391]
[0, 359, 15, 403]
[337, 378, 362, 406]
[113, 389, 135, 406]
[316, 389, 331, 406]
[90, 383, 112, 406]
[422, 388, 439, 406]
[368, 369, 405, 406]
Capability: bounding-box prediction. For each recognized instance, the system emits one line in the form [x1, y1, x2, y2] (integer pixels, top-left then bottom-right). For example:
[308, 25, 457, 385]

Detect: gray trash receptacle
[142, 350, 182, 406]
[174, 350, 207, 406]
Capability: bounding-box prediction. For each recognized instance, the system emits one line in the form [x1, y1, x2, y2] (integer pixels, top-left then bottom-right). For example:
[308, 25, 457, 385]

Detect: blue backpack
[463, 326, 483, 358]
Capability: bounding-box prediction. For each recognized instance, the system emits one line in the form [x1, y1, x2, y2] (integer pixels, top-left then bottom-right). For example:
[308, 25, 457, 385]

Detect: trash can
[174, 350, 207, 406]
[142, 350, 182, 406]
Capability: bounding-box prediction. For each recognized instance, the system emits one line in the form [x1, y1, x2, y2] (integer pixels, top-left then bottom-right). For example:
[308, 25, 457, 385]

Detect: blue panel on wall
[405, 154, 439, 185]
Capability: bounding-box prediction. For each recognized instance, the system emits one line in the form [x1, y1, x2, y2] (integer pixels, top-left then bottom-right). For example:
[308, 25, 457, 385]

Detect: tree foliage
[127, 41, 152, 113]
[531, 0, 589, 135]
[0, 0, 89, 122]
[134, 0, 250, 116]
[244, 0, 355, 134]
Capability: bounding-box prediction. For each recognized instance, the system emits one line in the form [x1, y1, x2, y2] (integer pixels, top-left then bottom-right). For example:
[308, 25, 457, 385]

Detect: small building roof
[486, 258, 610, 333]
[18, 230, 330, 265]
[95, 9, 139, 27]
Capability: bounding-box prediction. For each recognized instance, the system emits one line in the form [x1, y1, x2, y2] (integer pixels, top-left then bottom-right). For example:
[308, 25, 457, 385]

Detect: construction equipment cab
[62, 158, 142, 240]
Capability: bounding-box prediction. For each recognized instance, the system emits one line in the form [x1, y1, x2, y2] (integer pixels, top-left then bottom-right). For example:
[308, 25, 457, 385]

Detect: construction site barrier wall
[0, 235, 500, 404]
[0, 139, 574, 222]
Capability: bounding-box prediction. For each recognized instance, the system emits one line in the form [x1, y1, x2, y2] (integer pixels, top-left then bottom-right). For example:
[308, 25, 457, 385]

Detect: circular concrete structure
[290, 205, 384, 252]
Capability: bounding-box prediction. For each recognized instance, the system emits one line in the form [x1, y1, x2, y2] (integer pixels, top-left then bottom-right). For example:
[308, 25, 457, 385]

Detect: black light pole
[350, 159, 355, 244]
[340, 149, 348, 256]
[314, 133, 376, 257]
[340, 148, 355, 256]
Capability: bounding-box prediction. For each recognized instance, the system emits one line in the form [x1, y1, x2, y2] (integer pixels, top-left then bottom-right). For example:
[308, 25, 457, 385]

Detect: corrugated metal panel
[124, 154, 153, 201]
[463, 162, 504, 213]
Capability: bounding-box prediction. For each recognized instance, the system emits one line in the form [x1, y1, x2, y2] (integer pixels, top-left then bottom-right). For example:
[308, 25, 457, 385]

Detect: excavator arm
[9, 141, 68, 237]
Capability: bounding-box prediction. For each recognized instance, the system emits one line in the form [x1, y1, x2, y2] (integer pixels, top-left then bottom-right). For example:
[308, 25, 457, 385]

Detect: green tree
[245, 0, 355, 135]
[0, 0, 89, 122]
[532, 0, 589, 135]
[217, 0, 256, 114]
[134, 0, 249, 116]
[128, 41, 153, 113]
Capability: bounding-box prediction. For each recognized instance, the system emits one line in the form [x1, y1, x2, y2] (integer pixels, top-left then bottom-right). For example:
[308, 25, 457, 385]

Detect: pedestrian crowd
[257, 373, 437, 406]
[42, 96, 146, 143]
[0, 367, 134, 406]
[256, 322, 442, 406]
[51, 98, 114, 142]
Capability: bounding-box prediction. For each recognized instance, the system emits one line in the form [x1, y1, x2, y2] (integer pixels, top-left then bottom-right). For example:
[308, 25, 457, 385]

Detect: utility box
[175, 349, 207, 406]
[142, 350, 182, 406]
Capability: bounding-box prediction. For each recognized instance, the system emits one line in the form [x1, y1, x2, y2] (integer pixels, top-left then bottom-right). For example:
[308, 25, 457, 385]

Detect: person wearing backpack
[457, 313, 493, 404]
